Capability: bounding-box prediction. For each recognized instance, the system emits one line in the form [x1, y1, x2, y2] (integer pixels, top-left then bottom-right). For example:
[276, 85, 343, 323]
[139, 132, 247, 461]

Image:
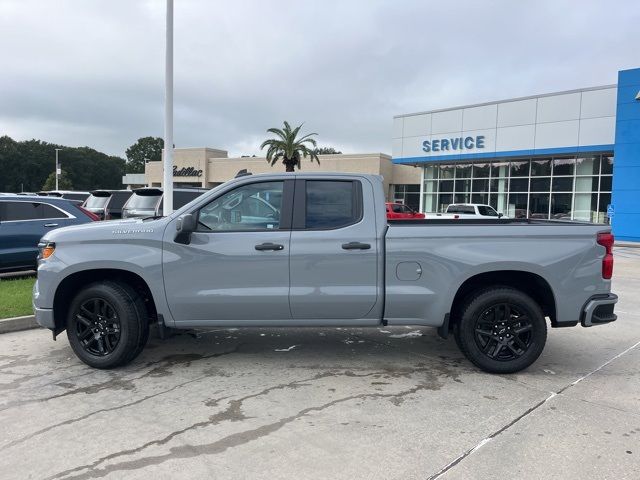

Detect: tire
[454, 287, 547, 374]
[66, 281, 149, 369]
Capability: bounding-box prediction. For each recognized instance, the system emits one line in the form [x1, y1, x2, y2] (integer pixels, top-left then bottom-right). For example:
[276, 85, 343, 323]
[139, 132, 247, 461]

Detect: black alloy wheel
[454, 287, 547, 374]
[473, 303, 533, 361]
[66, 281, 149, 369]
[74, 298, 121, 356]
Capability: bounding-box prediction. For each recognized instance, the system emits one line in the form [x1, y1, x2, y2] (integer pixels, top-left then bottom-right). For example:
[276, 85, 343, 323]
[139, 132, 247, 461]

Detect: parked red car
[385, 202, 425, 219]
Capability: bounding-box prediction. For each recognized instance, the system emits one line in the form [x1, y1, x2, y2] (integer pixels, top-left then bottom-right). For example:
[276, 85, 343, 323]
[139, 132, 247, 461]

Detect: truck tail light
[78, 206, 101, 222]
[597, 232, 614, 279]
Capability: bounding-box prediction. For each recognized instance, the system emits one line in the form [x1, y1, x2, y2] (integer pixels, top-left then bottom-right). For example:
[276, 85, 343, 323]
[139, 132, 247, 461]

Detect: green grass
[0, 277, 36, 319]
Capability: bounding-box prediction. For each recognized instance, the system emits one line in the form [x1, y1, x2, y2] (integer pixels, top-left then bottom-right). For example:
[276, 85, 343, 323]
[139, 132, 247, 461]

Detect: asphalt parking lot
[1, 247, 639, 480]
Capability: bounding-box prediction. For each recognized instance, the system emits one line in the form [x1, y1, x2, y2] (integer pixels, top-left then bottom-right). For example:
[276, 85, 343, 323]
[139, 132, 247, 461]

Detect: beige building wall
[142, 147, 421, 201]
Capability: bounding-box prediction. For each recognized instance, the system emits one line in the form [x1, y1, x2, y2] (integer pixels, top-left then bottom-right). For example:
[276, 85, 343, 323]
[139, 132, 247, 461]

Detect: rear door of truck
[288, 177, 381, 322]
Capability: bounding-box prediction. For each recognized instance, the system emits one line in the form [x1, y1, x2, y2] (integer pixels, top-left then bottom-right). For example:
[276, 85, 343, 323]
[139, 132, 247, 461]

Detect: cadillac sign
[173, 166, 203, 177]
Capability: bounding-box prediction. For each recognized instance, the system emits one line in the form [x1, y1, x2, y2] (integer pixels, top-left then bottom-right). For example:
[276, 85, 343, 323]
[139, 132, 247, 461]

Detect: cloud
[1, 0, 638, 158]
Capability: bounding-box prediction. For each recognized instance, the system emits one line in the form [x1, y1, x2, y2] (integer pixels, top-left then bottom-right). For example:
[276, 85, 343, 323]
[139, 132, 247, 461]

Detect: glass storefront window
[438, 194, 453, 213]
[420, 153, 613, 219]
[489, 178, 508, 193]
[529, 193, 550, 218]
[472, 193, 488, 204]
[424, 180, 438, 194]
[598, 193, 611, 224]
[439, 179, 454, 192]
[551, 193, 572, 218]
[531, 159, 551, 176]
[509, 178, 529, 192]
[492, 162, 509, 178]
[425, 165, 438, 180]
[575, 176, 598, 192]
[574, 193, 598, 222]
[510, 161, 529, 177]
[552, 177, 573, 192]
[455, 179, 471, 193]
[454, 193, 470, 204]
[439, 164, 455, 179]
[601, 156, 613, 175]
[472, 179, 489, 193]
[552, 157, 575, 176]
[423, 194, 437, 212]
[473, 163, 490, 178]
[507, 193, 528, 218]
[455, 164, 472, 178]
[530, 177, 551, 192]
[576, 156, 599, 176]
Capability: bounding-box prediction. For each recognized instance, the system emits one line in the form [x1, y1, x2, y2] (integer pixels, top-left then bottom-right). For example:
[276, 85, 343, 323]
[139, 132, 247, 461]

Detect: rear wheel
[66, 281, 149, 369]
[454, 287, 547, 373]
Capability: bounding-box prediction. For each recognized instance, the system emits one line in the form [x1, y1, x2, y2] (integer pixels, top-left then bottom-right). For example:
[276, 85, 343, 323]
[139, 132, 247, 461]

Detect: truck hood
[42, 217, 169, 243]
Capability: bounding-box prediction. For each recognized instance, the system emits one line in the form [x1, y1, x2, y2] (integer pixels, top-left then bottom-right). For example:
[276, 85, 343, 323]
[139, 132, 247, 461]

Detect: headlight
[37, 241, 56, 261]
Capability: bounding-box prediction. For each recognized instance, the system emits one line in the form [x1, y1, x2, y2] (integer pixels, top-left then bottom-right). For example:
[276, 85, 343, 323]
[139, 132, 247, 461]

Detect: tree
[42, 170, 73, 191]
[313, 146, 342, 155]
[0, 136, 125, 192]
[125, 136, 164, 174]
[260, 122, 320, 172]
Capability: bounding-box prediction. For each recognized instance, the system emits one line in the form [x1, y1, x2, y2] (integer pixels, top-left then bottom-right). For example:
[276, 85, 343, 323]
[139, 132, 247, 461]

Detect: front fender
[35, 238, 175, 327]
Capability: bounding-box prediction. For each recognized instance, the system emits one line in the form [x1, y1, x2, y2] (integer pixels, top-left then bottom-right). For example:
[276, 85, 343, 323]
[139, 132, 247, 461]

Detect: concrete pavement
[0, 248, 638, 479]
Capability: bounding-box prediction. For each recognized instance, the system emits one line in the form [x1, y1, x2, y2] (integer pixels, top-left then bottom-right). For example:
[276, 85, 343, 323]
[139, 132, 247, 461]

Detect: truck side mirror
[175, 213, 196, 244]
[498, 213, 504, 218]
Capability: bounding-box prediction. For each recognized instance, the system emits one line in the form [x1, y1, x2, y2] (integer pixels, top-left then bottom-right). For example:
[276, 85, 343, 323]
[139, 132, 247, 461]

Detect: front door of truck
[163, 180, 293, 324]
[288, 179, 380, 322]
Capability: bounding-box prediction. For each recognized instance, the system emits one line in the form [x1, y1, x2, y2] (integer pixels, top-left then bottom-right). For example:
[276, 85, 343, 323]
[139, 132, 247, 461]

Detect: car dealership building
[392, 67, 640, 242]
[123, 150, 422, 207]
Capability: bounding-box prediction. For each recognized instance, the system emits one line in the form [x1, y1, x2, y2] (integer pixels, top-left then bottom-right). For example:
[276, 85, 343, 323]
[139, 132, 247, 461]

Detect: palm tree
[260, 121, 320, 172]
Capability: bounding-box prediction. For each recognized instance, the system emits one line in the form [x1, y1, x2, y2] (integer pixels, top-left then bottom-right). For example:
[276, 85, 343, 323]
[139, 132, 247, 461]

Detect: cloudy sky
[1, 0, 639, 158]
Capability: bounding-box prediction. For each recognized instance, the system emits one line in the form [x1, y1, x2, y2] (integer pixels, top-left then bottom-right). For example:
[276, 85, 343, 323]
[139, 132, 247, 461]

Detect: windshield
[84, 195, 110, 208]
[125, 192, 161, 210]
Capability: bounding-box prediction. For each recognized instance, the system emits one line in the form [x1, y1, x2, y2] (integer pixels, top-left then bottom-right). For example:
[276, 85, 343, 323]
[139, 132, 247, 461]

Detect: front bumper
[34, 306, 55, 329]
[581, 293, 618, 327]
[33, 279, 55, 329]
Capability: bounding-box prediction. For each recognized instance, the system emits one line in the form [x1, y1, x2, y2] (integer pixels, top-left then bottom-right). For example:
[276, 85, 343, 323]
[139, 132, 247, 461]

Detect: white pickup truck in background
[425, 203, 505, 219]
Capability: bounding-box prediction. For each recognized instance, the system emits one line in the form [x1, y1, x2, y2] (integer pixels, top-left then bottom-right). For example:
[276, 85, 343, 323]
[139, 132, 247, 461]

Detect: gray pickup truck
[33, 173, 617, 373]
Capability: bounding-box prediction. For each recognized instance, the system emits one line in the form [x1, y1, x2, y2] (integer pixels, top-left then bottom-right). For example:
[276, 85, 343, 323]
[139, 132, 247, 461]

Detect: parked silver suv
[121, 187, 207, 219]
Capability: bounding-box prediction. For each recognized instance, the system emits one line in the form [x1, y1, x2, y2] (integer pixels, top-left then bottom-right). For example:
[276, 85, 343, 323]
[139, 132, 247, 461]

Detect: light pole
[162, 0, 174, 215]
[55, 148, 62, 190]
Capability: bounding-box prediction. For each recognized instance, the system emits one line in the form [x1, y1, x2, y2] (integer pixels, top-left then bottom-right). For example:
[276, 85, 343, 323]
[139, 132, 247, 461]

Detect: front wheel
[454, 287, 547, 374]
[66, 281, 149, 369]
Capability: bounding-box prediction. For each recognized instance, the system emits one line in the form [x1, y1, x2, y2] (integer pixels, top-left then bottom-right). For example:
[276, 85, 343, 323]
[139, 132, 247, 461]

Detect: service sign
[423, 135, 485, 153]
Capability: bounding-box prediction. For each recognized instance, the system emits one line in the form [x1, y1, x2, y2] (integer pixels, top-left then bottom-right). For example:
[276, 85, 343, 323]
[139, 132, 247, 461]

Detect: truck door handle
[342, 242, 371, 250]
[44, 223, 59, 227]
[255, 242, 285, 251]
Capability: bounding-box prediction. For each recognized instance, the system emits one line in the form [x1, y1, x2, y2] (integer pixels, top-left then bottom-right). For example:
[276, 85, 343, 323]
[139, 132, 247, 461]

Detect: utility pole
[163, 0, 174, 215]
[55, 148, 62, 190]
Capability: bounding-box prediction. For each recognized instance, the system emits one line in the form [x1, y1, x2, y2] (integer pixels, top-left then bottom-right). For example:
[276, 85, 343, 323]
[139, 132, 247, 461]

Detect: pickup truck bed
[33, 173, 617, 373]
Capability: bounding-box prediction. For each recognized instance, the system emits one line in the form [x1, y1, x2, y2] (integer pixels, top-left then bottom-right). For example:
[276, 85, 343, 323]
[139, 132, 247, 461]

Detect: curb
[0, 315, 40, 334]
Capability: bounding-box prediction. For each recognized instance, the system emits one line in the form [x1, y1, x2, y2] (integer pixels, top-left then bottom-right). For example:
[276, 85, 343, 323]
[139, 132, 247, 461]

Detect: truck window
[447, 205, 475, 214]
[477, 205, 499, 216]
[305, 181, 361, 229]
[197, 181, 283, 231]
[391, 204, 410, 213]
